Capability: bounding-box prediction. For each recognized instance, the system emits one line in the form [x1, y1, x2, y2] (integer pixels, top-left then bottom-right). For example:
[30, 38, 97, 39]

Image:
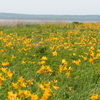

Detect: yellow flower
[41, 56, 48, 60]
[72, 59, 81, 65]
[11, 55, 16, 60]
[23, 90, 32, 97]
[90, 94, 100, 100]
[0, 68, 7, 73]
[6, 71, 13, 79]
[8, 91, 17, 100]
[28, 61, 35, 64]
[0, 75, 6, 85]
[50, 46, 55, 50]
[26, 79, 33, 86]
[68, 67, 72, 70]
[37, 65, 53, 74]
[94, 53, 100, 59]
[52, 85, 59, 90]
[44, 82, 51, 87]
[68, 87, 72, 91]
[31, 94, 38, 100]
[1, 62, 10, 66]
[97, 49, 100, 52]
[21, 60, 26, 64]
[90, 52, 95, 57]
[18, 77, 24, 82]
[32, 55, 36, 57]
[62, 59, 68, 66]
[38, 61, 46, 65]
[52, 51, 58, 56]
[38, 83, 45, 90]
[20, 82, 27, 87]
[58, 65, 67, 73]
[11, 82, 19, 89]
[89, 58, 94, 64]
[66, 71, 71, 78]
[40, 88, 52, 100]
[83, 57, 87, 60]
[18, 90, 31, 98]
[0, 83, 2, 86]
[72, 53, 76, 56]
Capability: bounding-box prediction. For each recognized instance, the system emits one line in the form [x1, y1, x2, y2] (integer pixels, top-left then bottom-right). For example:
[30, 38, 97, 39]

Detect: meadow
[0, 22, 100, 100]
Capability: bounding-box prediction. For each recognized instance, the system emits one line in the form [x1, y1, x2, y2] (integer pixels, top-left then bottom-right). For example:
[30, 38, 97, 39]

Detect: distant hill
[0, 13, 100, 21]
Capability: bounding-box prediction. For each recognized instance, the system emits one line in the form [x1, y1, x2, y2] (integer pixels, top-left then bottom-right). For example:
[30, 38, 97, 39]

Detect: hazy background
[0, 0, 100, 15]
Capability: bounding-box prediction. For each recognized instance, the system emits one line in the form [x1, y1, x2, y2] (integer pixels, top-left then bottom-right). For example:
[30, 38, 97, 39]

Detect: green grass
[0, 23, 100, 100]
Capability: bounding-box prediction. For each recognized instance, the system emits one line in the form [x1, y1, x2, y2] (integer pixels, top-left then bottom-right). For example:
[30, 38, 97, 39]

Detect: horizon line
[0, 12, 100, 16]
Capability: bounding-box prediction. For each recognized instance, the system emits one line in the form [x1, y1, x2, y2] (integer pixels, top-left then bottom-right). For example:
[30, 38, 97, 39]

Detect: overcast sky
[0, 0, 100, 15]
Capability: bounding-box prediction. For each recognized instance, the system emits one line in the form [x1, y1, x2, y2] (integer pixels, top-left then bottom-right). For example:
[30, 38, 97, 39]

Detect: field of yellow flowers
[0, 22, 100, 100]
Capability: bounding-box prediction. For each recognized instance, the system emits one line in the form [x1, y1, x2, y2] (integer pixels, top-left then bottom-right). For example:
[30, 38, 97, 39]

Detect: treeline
[0, 13, 100, 21]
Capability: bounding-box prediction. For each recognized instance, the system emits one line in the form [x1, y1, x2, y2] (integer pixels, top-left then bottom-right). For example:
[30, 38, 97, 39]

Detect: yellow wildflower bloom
[26, 79, 34, 86]
[90, 52, 95, 57]
[38, 61, 46, 65]
[40, 88, 52, 100]
[31, 94, 38, 100]
[58, 65, 67, 73]
[1, 62, 10, 66]
[83, 57, 87, 60]
[68, 67, 72, 70]
[11, 55, 16, 60]
[66, 71, 71, 78]
[44, 82, 51, 87]
[6, 71, 13, 79]
[38, 83, 45, 90]
[90, 94, 100, 100]
[68, 87, 72, 91]
[52, 51, 58, 56]
[8, 91, 17, 100]
[41, 56, 48, 60]
[0, 68, 7, 73]
[18, 90, 31, 98]
[20, 82, 27, 87]
[52, 85, 59, 90]
[18, 77, 24, 82]
[11, 82, 19, 89]
[89, 58, 94, 64]
[0, 75, 6, 85]
[97, 49, 100, 52]
[72, 59, 81, 65]
[37, 65, 53, 74]
[94, 53, 100, 59]
[50, 46, 55, 50]
[62, 59, 68, 66]
[21, 60, 26, 64]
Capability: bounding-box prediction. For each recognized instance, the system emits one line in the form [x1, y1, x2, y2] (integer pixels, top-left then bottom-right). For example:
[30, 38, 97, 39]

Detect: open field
[0, 20, 68, 26]
[0, 19, 100, 26]
[0, 22, 100, 100]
